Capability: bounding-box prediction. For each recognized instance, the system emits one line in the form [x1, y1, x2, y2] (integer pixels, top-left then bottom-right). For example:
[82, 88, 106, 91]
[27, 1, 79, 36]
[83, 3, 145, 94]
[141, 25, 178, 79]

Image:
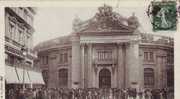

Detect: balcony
[93, 58, 117, 65]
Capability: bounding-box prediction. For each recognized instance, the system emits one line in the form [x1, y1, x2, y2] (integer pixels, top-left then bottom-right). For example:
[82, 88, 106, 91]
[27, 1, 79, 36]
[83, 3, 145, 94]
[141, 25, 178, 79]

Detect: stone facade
[5, 7, 44, 88]
[34, 5, 174, 89]
[5, 7, 36, 68]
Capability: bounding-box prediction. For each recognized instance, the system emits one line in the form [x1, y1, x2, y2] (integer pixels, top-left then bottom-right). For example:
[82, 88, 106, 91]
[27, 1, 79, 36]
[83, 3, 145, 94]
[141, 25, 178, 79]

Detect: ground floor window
[167, 69, 174, 87]
[42, 70, 49, 86]
[144, 68, 154, 88]
[59, 69, 68, 88]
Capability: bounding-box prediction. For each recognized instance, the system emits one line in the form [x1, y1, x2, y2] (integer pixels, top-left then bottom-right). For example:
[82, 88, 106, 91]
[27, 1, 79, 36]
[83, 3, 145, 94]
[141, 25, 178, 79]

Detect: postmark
[151, 1, 177, 31]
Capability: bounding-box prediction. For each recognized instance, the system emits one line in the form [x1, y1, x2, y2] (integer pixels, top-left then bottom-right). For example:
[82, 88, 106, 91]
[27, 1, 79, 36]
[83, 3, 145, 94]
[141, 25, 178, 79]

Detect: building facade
[34, 5, 174, 89]
[5, 7, 44, 88]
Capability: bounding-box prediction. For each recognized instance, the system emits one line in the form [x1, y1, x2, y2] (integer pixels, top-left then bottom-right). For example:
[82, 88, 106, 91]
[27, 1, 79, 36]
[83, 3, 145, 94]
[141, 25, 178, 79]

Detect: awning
[6, 65, 45, 85]
[28, 71, 45, 85]
[5, 65, 19, 84]
[16, 68, 31, 84]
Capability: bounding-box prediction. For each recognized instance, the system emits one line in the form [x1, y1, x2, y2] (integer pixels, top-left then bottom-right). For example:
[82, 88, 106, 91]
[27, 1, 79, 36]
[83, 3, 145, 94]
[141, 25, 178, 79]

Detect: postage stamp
[152, 1, 177, 31]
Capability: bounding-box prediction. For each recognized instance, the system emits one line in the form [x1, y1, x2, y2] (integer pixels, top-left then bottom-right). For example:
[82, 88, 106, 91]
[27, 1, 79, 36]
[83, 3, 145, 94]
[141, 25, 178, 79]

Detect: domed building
[34, 5, 174, 90]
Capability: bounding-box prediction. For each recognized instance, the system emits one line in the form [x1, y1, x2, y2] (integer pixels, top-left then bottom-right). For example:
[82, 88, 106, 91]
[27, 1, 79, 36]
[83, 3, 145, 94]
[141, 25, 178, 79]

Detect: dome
[127, 13, 140, 29]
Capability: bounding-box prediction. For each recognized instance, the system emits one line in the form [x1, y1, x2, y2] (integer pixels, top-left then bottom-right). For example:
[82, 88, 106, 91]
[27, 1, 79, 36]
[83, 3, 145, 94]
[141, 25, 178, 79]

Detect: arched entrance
[99, 68, 111, 88]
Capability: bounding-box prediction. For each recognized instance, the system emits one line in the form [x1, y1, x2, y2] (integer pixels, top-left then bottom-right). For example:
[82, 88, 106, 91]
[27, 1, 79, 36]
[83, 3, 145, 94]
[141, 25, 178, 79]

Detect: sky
[33, 1, 176, 47]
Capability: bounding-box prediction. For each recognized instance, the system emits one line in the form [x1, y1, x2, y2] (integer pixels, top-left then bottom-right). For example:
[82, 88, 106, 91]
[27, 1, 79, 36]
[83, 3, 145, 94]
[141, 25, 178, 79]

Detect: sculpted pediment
[73, 4, 140, 35]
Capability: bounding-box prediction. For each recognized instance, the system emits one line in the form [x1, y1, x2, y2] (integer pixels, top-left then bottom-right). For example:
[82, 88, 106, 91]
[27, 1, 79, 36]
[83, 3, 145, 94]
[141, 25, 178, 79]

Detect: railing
[94, 58, 117, 65]
[140, 33, 174, 46]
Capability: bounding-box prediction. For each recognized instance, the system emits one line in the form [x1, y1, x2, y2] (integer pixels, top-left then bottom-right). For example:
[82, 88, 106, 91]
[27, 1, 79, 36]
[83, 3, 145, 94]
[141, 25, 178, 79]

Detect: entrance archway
[99, 68, 111, 88]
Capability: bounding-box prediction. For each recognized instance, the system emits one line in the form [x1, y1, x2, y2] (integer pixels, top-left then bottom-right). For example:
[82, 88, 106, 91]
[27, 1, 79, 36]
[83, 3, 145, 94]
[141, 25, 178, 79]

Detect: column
[126, 42, 140, 89]
[71, 34, 81, 88]
[80, 44, 85, 88]
[117, 43, 124, 88]
[162, 57, 167, 88]
[88, 44, 92, 88]
[139, 49, 144, 88]
[49, 54, 57, 88]
[68, 49, 72, 88]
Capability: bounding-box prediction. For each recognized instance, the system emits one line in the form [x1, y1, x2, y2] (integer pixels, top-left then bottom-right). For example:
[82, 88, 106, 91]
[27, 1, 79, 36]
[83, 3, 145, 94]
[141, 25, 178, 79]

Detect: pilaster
[48, 54, 57, 88]
[87, 43, 93, 88]
[117, 43, 125, 88]
[71, 34, 81, 88]
[126, 42, 140, 89]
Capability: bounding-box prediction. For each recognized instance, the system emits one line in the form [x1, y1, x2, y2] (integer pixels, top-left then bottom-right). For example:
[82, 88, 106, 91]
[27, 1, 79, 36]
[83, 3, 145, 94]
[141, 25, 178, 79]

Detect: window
[59, 52, 68, 63]
[149, 52, 154, 61]
[26, 35, 30, 48]
[18, 28, 23, 43]
[167, 52, 174, 64]
[98, 50, 112, 61]
[22, 30, 26, 45]
[59, 54, 63, 63]
[42, 70, 49, 86]
[144, 68, 154, 88]
[167, 69, 174, 87]
[64, 53, 68, 63]
[9, 22, 15, 40]
[19, 30, 23, 44]
[14, 28, 18, 42]
[5, 54, 15, 66]
[59, 69, 68, 87]
[144, 52, 148, 60]
[144, 51, 154, 62]
[42, 56, 48, 65]
[24, 9, 28, 20]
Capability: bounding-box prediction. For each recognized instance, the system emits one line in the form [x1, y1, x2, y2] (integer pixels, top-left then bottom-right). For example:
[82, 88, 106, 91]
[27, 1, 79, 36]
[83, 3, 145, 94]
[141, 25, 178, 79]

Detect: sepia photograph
[3, 0, 178, 99]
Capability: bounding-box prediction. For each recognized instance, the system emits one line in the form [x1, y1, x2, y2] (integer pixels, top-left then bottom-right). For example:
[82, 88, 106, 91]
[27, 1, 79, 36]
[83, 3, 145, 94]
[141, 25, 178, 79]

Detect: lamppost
[21, 46, 27, 91]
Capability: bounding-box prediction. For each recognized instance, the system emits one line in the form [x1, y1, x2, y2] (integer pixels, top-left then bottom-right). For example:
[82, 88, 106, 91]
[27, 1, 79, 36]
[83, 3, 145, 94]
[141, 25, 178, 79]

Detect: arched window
[99, 68, 111, 88]
[144, 68, 154, 88]
[59, 69, 68, 88]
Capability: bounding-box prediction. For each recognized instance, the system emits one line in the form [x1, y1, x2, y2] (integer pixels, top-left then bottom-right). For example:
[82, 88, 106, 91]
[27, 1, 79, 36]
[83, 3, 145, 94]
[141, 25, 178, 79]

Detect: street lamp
[21, 46, 27, 91]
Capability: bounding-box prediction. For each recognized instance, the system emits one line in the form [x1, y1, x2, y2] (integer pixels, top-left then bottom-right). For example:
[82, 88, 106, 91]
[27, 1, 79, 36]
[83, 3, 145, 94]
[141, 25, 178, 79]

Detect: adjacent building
[34, 5, 174, 90]
[5, 7, 44, 89]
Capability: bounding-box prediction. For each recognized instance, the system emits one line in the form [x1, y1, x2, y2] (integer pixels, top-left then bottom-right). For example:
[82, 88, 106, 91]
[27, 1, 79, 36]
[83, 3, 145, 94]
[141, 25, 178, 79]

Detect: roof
[34, 35, 72, 51]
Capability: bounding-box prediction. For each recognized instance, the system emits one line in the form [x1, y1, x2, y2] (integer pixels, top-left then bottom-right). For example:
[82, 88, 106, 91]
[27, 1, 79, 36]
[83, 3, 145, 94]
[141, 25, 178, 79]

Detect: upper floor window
[18, 28, 23, 43]
[97, 50, 112, 61]
[9, 22, 15, 40]
[59, 52, 68, 64]
[42, 56, 48, 65]
[23, 9, 28, 20]
[144, 51, 154, 62]
[5, 54, 15, 66]
[167, 52, 174, 64]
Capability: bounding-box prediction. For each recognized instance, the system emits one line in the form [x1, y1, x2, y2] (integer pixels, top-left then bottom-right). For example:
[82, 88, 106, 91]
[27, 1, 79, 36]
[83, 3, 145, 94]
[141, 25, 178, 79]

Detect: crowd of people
[6, 87, 174, 99]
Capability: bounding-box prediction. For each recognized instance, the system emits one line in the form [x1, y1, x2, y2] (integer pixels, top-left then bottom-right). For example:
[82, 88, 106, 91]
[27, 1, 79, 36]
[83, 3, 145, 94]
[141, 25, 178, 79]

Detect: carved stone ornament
[93, 4, 130, 31]
[73, 4, 139, 33]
